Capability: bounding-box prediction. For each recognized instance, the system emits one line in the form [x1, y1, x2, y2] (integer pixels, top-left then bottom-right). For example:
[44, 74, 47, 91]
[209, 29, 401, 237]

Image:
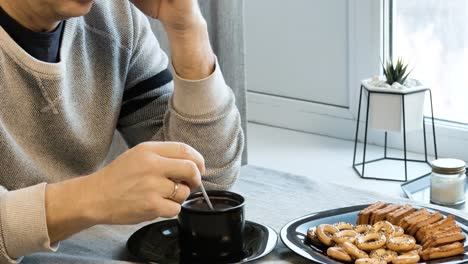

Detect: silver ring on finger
[168, 182, 179, 200]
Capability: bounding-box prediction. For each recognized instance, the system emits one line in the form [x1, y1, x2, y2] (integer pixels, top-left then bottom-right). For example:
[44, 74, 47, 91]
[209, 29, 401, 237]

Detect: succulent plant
[381, 58, 412, 85]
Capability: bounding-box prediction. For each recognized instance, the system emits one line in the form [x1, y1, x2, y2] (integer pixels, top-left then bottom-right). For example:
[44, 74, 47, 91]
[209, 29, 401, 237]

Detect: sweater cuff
[0, 183, 58, 259]
[171, 57, 231, 116]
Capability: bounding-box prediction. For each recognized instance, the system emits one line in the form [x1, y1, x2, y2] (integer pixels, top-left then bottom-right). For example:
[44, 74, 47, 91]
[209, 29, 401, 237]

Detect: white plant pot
[361, 78, 427, 133]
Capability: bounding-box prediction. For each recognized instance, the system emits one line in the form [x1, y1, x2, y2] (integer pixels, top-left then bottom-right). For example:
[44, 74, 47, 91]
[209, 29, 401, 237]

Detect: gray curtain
[149, 0, 248, 165]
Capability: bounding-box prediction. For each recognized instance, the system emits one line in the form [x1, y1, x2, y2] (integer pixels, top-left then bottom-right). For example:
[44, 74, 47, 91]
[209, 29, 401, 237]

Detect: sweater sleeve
[0, 184, 58, 263]
[117, 6, 244, 190]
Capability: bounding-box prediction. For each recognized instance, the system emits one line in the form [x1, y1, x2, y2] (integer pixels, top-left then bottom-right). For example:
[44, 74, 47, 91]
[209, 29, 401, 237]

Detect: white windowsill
[247, 122, 434, 198]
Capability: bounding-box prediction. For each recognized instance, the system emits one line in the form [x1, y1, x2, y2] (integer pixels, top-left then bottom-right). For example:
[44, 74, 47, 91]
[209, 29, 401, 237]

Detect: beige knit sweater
[0, 1, 244, 263]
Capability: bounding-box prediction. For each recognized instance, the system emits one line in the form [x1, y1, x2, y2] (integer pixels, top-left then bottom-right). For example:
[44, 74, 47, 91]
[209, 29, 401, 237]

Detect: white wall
[245, 0, 380, 140]
[245, 0, 349, 107]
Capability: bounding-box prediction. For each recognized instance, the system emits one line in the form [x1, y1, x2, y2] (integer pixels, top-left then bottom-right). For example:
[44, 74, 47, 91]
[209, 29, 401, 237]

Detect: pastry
[420, 226, 462, 245]
[399, 209, 429, 230]
[387, 205, 415, 225]
[407, 212, 443, 236]
[422, 231, 465, 249]
[370, 204, 401, 224]
[358, 202, 387, 225]
[416, 215, 456, 241]
[420, 242, 465, 261]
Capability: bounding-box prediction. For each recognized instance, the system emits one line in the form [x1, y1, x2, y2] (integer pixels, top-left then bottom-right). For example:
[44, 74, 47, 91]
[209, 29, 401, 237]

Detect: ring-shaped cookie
[386, 235, 416, 252]
[316, 224, 339, 246]
[334, 222, 354, 231]
[355, 224, 372, 235]
[356, 232, 387, 251]
[391, 225, 405, 237]
[355, 258, 387, 264]
[332, 230, 359, 244]
[372, 221, 395, 237]
[342, 241, 369, 259]
[392, 252, 420, 264]
[327, 246, 353, 262]
[307, 227, 322, 244]
[369, 248, 398, 263]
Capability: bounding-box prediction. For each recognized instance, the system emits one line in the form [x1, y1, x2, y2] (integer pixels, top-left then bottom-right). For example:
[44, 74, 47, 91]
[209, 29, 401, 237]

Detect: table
[22, 166, 468, 264]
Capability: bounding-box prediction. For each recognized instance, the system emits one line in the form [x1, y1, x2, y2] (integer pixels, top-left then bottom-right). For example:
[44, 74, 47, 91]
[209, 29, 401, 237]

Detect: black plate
[280, 204, 468, 264]
[401, 174, 468, 211]
[127, 220, 278, 264]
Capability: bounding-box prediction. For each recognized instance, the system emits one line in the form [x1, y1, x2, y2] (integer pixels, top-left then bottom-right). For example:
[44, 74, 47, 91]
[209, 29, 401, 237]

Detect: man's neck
[0, 0, 60, 32]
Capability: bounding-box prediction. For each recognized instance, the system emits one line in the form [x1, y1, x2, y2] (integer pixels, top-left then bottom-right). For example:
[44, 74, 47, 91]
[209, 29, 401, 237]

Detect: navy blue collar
[0, 6, 64, 63]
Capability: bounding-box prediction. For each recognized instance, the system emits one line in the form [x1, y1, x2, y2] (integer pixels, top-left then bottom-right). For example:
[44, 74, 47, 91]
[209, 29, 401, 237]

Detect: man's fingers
[168, 183, 191, 204]
[142, 142, 206, 174]
[155, 178, 191, 204]
[153, 198, 181, 218]
[152, 177, 180, 199]
[156, 157, 202, 189]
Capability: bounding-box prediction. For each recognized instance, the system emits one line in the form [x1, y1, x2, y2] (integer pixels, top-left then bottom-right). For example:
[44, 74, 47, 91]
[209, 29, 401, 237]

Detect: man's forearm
[166, 21, 216, 80]
[45, 176, 99, 243]
[45, 141, 203, 244]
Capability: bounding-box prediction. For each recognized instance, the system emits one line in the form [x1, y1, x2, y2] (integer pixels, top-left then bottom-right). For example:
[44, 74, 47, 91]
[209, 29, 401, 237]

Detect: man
[0, 0, 244, 262]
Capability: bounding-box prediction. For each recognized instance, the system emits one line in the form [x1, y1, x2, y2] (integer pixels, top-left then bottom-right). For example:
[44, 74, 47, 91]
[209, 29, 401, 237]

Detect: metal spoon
[199, 184, 214, 210]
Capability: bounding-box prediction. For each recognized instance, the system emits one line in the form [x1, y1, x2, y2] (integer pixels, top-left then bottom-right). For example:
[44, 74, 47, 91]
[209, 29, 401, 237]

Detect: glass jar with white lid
[430, 158, 466, 206]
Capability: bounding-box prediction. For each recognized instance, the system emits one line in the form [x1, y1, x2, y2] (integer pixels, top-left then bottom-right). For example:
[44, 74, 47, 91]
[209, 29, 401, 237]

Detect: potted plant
[361, 58, 427, 133]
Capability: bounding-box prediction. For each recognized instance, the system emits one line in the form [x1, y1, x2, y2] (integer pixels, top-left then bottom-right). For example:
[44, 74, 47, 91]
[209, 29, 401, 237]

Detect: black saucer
[127, 220, 278, 264]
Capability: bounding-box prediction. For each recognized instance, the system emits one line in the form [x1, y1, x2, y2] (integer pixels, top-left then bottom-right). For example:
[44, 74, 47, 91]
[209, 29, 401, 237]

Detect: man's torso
[0, 1, 136, 189]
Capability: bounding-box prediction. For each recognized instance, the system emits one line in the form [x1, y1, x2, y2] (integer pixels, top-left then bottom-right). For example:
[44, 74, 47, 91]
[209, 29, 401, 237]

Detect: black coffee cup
[178, 190, 245, 262]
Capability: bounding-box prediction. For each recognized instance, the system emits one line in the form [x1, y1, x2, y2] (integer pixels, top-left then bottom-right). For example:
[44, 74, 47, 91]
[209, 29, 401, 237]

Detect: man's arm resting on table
[45, 142, 204, 244]
[0, 142, 203, 261]
[45, 176, 100, 243]
[0, 184, 58, 262]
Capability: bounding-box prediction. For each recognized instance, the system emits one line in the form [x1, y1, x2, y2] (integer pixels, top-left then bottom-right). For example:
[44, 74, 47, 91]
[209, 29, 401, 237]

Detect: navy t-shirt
[0, 7, 64, 63]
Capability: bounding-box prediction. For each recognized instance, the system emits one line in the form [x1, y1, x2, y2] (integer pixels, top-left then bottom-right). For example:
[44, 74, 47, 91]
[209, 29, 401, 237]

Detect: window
[389, 0, 468, 124]
[247, 1, 468, 162]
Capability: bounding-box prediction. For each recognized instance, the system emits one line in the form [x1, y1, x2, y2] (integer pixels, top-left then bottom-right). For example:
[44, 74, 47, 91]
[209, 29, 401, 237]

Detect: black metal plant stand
[352, 85, 438, 182]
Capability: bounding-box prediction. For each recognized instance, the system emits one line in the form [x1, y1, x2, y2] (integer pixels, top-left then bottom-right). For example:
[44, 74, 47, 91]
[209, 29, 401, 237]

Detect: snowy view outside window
[393, 0, 468, 124]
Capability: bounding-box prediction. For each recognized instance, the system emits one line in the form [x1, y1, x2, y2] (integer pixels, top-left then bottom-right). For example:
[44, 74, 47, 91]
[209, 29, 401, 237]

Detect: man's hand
[131, 0, 215, 80]
[131, 0, 204, 32]
[45, 142, 205, 243]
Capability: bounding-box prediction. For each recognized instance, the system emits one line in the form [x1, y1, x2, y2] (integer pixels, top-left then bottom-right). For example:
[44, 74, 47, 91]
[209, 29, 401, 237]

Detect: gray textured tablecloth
[22, 166, 468, 263]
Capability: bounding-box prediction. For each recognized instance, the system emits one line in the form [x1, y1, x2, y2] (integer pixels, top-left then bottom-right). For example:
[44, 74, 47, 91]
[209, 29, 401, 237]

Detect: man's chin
[59, 0, 94, 18]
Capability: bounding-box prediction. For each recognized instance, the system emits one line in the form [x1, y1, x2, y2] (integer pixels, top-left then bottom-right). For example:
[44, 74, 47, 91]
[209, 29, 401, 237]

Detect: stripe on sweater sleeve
[0, 183, 58, 261]
[122, 68, 173, 102]
[120, 68, 173, 118]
